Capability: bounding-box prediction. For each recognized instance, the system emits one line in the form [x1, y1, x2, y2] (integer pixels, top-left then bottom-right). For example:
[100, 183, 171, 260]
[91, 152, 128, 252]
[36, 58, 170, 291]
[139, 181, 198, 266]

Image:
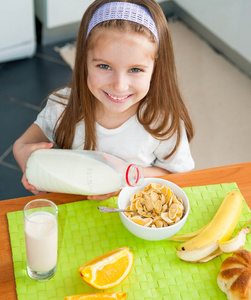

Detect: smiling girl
[13, 0, 195, 199]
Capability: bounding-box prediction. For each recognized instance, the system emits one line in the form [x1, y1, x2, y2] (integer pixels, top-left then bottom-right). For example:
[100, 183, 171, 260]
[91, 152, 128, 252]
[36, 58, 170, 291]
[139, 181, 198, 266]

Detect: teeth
[108, 93, 129, 100]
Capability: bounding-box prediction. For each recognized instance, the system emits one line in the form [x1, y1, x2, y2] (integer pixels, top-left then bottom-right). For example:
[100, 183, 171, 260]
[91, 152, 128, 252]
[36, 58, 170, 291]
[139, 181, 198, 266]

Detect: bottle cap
[125, 164, 143, 187]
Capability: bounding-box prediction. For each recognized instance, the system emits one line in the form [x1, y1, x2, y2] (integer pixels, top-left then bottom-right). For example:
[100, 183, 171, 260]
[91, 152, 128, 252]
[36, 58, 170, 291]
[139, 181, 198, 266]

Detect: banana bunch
[169, 191, 250, 263]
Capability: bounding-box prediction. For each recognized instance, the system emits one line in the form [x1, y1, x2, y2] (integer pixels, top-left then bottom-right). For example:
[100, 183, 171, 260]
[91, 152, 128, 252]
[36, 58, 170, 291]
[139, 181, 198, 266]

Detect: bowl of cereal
[117, 178, 189, 241]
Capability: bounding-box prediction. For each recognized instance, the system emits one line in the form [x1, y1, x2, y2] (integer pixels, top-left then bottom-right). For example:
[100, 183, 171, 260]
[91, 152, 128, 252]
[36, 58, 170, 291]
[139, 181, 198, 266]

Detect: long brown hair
[54, 0, 194, 159]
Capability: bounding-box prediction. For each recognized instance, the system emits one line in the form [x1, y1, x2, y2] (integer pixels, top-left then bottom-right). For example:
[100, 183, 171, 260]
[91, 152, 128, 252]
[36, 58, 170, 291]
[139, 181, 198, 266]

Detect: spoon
[98, 206, 134, 213]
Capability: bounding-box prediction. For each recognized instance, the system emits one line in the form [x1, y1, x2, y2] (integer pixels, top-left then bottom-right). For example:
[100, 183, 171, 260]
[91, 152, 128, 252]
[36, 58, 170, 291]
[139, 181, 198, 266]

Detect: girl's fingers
[22, 174, 48, 195]
[87, 191, 119, 201]
[21, 174, 33, 189]
[22, 173, 37, 193]
[31, 142, 54, 151]
[31, 190, 48, 195]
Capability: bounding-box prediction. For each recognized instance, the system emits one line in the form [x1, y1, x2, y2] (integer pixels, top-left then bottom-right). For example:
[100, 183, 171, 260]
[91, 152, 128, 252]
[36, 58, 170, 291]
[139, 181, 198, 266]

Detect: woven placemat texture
[7, 183, 251, 300]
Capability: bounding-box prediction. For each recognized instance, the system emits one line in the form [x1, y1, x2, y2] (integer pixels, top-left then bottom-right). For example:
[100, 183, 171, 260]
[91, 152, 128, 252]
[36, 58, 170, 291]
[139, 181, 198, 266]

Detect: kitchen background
[0, 0, 250, 200]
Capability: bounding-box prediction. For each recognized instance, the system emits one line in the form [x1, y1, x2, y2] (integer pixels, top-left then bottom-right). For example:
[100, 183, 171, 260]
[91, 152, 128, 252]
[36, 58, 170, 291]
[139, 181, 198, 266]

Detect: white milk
[26, 150, 123, 195]
[24, 211, 58, 272]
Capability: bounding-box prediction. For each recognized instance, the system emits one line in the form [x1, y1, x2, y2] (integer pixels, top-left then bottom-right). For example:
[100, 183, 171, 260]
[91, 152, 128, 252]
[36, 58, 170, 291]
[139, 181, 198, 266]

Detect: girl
[13, 0, 195, 200]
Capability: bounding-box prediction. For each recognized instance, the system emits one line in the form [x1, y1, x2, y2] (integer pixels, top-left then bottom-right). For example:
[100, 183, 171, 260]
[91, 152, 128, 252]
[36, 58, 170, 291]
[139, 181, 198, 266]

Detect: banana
[218, 219, 251, 253]
[168, 225, 209, 242]
[174, 191, 243, 263]
[198, 248, 223, 263]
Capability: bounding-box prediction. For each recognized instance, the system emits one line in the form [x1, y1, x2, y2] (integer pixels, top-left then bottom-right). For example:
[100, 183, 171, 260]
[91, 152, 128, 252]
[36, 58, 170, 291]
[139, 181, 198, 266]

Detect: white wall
[0, 0, 36, 63]
[33, 0, 251, 73]
[35, 0, 93, 28]
[35, 0, 166, 28]
[174, 0, 251, 64]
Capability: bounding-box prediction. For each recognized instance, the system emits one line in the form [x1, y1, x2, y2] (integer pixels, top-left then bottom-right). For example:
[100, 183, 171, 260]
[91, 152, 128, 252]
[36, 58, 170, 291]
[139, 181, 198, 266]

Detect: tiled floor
[0, 40, 74, 200]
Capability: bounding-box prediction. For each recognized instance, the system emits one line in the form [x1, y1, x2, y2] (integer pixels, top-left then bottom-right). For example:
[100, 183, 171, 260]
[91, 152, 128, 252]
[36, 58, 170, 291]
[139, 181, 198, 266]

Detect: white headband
[86, 2, 159, 43]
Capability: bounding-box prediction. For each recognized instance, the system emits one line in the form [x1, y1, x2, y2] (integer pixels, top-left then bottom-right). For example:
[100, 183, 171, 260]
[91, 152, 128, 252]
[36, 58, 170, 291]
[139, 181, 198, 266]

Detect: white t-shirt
[34, 88, 194, 173]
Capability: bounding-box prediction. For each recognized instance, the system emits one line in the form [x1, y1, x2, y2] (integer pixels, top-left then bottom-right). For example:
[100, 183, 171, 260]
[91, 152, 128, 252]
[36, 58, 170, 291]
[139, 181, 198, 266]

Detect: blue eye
[99, 64, 110, 70]
[130, 68, 141, 73]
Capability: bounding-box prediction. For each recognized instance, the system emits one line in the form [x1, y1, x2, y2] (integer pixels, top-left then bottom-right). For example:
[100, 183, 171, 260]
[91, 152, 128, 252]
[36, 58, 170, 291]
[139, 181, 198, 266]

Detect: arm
[143, 166, 172, 177]
[13, 124, 53, 172]
[13, 124, 54, 193]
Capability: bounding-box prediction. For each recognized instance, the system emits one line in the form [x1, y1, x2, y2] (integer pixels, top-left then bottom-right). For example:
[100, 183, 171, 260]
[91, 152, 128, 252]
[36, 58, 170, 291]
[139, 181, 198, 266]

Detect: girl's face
[87, 28, 156, 118]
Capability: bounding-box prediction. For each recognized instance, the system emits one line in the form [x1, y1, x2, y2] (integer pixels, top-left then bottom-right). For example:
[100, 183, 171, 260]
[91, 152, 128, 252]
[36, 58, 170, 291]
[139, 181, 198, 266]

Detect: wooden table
[1, 162, 251, 299]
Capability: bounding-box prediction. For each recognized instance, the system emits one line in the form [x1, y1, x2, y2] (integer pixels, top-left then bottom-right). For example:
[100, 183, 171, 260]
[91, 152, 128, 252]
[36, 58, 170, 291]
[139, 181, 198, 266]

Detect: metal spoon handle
[98, 206, 133, 213]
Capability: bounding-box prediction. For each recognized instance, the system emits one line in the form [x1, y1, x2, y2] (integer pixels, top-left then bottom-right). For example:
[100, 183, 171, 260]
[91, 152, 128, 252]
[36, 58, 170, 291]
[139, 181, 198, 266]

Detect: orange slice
[79, 247, 134, 289]
[65, 292, 126, 300]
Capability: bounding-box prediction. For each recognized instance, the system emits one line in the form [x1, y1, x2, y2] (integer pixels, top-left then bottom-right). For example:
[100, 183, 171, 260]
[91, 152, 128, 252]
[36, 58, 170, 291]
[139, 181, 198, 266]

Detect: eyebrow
[92, 58, 150, 69]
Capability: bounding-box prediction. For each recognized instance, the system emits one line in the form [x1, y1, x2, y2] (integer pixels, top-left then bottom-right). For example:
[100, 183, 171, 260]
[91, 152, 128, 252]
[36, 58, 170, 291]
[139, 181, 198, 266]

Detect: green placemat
[7, 183, 251, 300]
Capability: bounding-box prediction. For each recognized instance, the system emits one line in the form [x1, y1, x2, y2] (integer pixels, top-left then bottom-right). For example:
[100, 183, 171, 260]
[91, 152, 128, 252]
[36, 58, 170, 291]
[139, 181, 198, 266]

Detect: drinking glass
[23, 199, 58, 281]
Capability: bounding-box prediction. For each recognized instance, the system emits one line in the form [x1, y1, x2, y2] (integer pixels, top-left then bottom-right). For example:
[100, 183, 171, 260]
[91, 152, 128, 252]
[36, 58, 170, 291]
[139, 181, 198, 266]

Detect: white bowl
[118, 178, 189, 241]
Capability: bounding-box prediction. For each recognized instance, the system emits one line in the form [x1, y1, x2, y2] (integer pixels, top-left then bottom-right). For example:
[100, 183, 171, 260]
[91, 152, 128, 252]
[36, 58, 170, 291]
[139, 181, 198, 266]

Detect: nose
[111, 71, 129, 93]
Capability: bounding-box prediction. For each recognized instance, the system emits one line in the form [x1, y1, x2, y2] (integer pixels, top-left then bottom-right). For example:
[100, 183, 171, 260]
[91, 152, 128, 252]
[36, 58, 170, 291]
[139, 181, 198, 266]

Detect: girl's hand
[21, 172, 48, 195]
[87, 191, 119, 201]
[20, 142, 54, 193]
[22, 141, 54, 171]
[13, 124, 54, 193]
[13, 124, 53, 173]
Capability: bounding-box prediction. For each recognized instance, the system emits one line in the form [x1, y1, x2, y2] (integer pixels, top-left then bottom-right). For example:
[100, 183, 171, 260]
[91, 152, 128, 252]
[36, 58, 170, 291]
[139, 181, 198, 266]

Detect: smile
[104, 92, 132, 103]
[108, 93, 129, 100]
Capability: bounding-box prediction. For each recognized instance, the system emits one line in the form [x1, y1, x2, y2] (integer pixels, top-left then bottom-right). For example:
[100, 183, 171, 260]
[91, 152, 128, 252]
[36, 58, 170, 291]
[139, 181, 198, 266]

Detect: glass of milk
[23, 199, 58, 281]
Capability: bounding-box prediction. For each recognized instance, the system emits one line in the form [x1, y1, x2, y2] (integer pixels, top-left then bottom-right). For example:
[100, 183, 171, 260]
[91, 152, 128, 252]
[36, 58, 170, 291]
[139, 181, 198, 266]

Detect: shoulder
[43, 87, 71, 113]
[153, 120, 195, 172]
[36, 87, 71, 120]
[48, 87, 71, 105]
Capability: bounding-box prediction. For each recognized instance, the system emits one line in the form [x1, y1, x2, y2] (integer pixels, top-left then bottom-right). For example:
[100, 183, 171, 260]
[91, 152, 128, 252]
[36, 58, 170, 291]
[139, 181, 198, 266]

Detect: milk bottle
[26, 149, 143, 195]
